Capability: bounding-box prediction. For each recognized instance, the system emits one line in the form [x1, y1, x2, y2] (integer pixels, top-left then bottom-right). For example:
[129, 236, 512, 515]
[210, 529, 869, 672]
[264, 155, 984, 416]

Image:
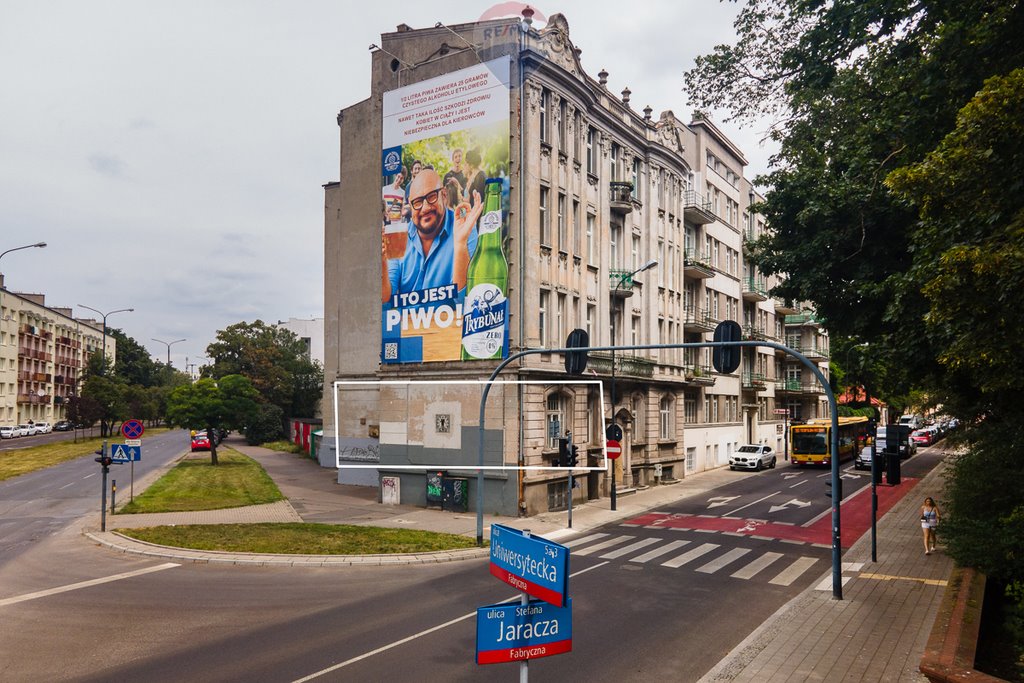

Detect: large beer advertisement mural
[380, 58, 511, 364]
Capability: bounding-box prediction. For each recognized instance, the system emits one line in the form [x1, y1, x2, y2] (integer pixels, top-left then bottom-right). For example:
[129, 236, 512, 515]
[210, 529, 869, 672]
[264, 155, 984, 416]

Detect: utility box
[442, 476, 469, 513]
[381, 476, 400, 505]
[426, 471, 444, 509]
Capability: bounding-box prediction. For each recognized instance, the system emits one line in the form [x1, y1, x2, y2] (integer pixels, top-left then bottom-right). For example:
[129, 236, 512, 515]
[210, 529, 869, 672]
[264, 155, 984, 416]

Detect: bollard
[111, 479, 117, 513]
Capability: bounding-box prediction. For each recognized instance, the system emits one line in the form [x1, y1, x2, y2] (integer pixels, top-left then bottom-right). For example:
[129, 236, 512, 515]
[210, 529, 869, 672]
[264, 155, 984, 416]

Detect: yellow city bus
[790, 416, 870, 466]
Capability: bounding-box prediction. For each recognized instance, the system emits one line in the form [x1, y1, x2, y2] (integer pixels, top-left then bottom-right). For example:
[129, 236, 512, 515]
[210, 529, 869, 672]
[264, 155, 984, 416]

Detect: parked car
[18, 424, 37, 437]
[911, 428, 936, 447]
[898, 414, 924, 430]
[875, 426, 917, 459]
[0, 425, 16, 439]
[53, 420, 73, 431]
[35, 422, 52, 434]
[190, 432, 211, 452]
[729, 444, 777, 471]
[854, 446, 878, 470]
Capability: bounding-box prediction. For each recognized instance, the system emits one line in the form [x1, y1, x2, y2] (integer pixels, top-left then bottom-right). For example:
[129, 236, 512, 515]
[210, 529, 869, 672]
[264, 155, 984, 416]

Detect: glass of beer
[384, 222, 408, 260]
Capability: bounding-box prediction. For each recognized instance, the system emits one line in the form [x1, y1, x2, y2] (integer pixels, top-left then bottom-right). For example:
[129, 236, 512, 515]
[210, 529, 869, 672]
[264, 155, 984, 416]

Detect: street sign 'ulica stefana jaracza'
[476, 598, 572, 665]
[488, 524, 569, 607]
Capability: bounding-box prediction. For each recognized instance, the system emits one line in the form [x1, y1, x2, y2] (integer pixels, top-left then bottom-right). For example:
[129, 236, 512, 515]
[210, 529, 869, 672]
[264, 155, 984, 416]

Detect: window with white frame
[684, 397, 697, 424]
[539, 187, 550, 245]
[631, 235, 640, 271]
[546, 392, 566, 448]
[610, 224, 621, 268]
[631, 315, 640, 348]
[558, 98, 567, 152]
[572, 199, 581, 255]
[632, 394, 645, 442]
[632, 158, 641, 200]
[556, 294, 566, 345]
[540, 88, 550, 143]
[586, 212, 596, 263]
[557, 192, 566, 249]
[586, 304, 595, 341]
[586, 127, 596, 174]
[686, 447, 696, 472]
[539, 290, 549, 347]
[660, 394, 673, 439]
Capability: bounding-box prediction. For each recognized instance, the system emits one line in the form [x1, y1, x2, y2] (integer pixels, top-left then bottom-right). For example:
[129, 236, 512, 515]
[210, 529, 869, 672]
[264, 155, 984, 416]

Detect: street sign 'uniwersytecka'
[476, 598, 573, 665]
[489, 524, 569, 607]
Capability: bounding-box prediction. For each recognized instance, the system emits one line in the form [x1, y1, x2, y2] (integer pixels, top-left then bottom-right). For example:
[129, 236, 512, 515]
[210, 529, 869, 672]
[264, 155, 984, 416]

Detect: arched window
[660, 394, 674, 440]
[546, 390, 574, 448]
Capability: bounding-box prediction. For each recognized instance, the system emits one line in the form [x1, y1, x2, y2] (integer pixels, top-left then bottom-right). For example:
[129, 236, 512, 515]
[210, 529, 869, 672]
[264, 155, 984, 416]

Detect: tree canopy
[685, 0, 1024, 615]
[165, 375, 260, 465]
[206, 320, 322, 420]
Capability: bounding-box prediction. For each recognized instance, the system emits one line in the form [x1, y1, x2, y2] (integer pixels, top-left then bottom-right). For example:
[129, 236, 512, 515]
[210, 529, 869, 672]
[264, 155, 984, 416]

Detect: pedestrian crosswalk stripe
[769, 557, 818, 586]
[696, 547, 752, 574]
[731, 552, 784, 580]
[573, 535, 635, 556]
[662, 542, 720, 568]
[599, 537, 661, 560]
[629, 540, 690, 563]
[563, 533, 609, 548]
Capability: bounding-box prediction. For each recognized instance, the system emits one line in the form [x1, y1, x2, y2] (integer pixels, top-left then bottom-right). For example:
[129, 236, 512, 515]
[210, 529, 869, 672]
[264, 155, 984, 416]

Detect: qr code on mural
[383, 342, 398, 360]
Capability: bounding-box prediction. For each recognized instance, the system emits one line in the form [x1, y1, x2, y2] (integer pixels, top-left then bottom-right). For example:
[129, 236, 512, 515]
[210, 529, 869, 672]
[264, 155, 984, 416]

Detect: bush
[244, 404, 285, 445]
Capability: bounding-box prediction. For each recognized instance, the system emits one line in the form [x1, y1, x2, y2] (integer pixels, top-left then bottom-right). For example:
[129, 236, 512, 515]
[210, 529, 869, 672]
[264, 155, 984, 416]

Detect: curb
[919, 566, 1005, 682]
[85, 530, 490, 566]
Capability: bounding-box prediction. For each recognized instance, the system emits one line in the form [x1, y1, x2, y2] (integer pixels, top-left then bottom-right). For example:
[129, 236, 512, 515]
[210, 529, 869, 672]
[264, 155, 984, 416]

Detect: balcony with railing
[683, 305, 716, 333]
[609, 269, 638, 299]
[785, 311, 823, 326]
[17, 394, 52, 405]
[774, 298, 801, 316]
[742, 372, 769, 391]
[684, 364, 716, 386]
[588, 352, 655, 378]
[742, 277, 768, 302]
[775, 378, 823, 394]
[683, 190, 715, 224]
[32, 372, 51, 383]
[683, 249, 715, 279]
[742, 324, 768, 341]
[609, 181, 634, 214]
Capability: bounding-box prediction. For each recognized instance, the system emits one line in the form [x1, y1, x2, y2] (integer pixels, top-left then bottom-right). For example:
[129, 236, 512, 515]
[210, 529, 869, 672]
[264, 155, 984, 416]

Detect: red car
[190, 432, 211, 452]
[910, 428, 935, 447]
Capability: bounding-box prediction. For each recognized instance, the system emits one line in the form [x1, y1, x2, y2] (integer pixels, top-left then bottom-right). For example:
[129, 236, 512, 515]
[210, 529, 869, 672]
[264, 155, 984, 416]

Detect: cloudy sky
[1, 1, 774, 370]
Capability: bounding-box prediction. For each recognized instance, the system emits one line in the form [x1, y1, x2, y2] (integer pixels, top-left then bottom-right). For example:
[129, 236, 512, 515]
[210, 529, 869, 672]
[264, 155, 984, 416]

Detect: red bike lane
[624, 477, 919, 548]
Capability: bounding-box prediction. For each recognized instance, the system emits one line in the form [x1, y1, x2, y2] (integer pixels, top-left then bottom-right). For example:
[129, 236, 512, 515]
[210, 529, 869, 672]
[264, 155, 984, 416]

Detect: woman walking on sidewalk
[921, 497, 940, 554]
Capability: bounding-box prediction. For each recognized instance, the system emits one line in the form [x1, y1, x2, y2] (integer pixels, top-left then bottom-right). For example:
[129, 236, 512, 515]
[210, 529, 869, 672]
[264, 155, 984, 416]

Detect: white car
[35, 422, 52, 434]
[18, 424, 36, 437]
[729, 444, 777, 471]
[0, 426, 16, 439]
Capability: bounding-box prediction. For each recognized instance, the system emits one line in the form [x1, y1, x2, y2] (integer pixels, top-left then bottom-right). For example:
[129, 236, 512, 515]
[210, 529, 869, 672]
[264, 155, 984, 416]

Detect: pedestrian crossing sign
[110, 444, 141, 462]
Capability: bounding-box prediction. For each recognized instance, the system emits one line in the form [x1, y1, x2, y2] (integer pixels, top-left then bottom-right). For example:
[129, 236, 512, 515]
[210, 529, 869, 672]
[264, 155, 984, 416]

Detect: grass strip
[120, 523, 481, 554]
[117, 448, 284, 513]
[260, 440, 305, 455]
[0, 428, 169, 482]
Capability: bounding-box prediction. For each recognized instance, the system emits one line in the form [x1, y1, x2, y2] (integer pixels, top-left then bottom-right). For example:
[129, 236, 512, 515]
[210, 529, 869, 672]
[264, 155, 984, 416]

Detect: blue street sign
[110, 444, 141, 462]
[476, 599, 572, 665]
[489, 525, 569, 606]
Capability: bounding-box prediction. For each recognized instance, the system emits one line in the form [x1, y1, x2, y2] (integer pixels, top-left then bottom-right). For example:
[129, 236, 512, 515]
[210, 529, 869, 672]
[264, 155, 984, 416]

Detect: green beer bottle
[461, 178, 508, 360]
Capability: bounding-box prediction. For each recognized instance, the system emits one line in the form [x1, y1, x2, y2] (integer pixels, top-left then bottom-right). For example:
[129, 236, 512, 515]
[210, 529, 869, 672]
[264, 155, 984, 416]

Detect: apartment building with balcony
[0, 279, 111, 427]
[323, 11, 829, 516]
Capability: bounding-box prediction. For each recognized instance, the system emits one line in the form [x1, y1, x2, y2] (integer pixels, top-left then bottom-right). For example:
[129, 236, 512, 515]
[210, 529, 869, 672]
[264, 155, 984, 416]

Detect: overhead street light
[609, 258, 657, 511]
[77, 304, 134, 375]
[152, 338, 186, 367]
[0, 242, 47, 265]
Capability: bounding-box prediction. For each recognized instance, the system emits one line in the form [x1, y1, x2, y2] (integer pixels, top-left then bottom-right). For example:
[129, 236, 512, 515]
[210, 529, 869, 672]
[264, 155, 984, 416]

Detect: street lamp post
[77, 304, 133, 375]
[609, 258, 657, 511]
[0, 241, 47, 267]
[152, 338, 186, 367]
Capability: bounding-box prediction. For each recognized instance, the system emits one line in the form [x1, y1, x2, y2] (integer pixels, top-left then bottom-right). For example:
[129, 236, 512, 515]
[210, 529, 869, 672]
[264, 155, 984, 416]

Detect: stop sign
[606, 440, 622, 460]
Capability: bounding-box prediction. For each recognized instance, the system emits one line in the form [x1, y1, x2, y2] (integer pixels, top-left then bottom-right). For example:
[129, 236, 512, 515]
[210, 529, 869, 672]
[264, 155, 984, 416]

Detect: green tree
[108, 328, 159, 387]
[80, 373, 128, 437]
[165, 375, 259, 465]
[206, 320, 322, 420]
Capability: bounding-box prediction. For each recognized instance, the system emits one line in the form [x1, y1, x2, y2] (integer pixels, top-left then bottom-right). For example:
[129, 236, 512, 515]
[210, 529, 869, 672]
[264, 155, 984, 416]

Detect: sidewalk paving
[84, 438, 954, 680]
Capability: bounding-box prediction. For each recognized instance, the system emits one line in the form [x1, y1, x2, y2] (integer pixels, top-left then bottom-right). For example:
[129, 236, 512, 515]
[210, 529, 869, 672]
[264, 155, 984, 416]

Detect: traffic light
[568, 444, 579, 468]
[556, 437, 568, 468]
[564, 329, 589, 375]
[712, 320, 742, 374]
[94, 446, 112, 468]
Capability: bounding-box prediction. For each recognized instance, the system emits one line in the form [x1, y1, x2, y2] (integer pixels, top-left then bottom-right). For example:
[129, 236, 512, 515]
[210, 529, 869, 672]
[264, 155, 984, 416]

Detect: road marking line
[599, 537, 660, 559]
[842, 562, 864, 572]
[723, 491, 782, 517]
[696, 547, 751, 574]
[83, 473, 96, 479]
[789, 480, 807, 488]
[630, 540, 689, 563]
[291, 562, 609, 682]
[859, 572, 948, 587]
[800, 481, 871, 527]
[573, 535, 634, 556]
[731, 551, 784, 580]
[562, 532, 609, 548]
[59, 482, 74, 489]
[662, 542, 719, 568]
[769, 557, 818, 586]
[815, 575, 853, 591]
[0, 563, 179, 607]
